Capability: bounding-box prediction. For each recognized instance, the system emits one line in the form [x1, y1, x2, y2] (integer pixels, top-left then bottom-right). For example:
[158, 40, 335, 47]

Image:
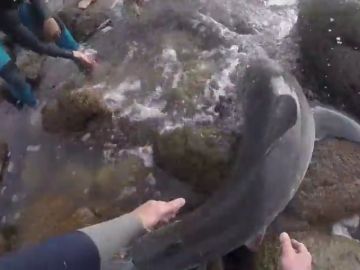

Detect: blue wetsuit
[0, 213, 145, 270]
[0, 0, 79, 108]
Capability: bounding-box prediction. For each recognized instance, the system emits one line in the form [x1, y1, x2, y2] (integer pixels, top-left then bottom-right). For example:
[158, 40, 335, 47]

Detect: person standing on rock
[0, 198, 186, 270]
[0, 0, 96, 108]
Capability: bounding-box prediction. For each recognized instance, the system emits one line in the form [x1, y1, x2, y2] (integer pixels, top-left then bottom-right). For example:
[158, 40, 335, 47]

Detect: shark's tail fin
[312, 106, 360, 143]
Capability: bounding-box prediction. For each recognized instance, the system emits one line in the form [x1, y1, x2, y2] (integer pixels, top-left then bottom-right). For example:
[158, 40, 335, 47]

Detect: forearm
[0, 10, 74, 59]
[12, 25, 74, 59]
[80, 213, 145, 269]
[0, 232, 101, 270]
[0, 214, 145, 270]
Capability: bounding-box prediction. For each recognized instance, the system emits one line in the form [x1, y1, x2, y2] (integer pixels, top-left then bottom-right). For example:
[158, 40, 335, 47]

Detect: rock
[255, 230, 360, 270]
[298, 0, 360, 117]
[0, 140, 9, 182]
[288, 139, 360, 224]
[0, 225, 18, 254]
[72, 207, 96, 225]
[17, 195, 77, 245]
[51, 162, 96, 199]
[90, 154, 149, 199]
[42, 88, 111, 133]
[153, 126, 237, 195]
[16, 50, 45, 83]
[0, 233, 7, 255]
[58, 6, 111, 42]
[17, 195, 100, 247]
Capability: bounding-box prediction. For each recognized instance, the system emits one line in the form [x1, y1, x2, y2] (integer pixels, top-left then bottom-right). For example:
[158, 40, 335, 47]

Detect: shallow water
[0, 0, 298, 251]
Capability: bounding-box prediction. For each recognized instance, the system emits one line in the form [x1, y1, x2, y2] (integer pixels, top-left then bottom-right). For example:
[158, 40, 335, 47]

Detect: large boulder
[42, 88, 111, 133]
[256, 230, 360, 270]
[288, 139, 360, 224]
[298, 0, 360, 118]
[153, 126, 237, 195]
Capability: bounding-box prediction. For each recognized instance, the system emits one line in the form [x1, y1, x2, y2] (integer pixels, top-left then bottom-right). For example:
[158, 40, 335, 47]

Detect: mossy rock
[255, 235, 281, 270]
[42, 89, 111, 133]
[90, 154, 149, 199]
[288, 140, 360, 224]
[163, 59, 212, 116]
[154, 126, 237, 195]
[17, 195, 86, 246]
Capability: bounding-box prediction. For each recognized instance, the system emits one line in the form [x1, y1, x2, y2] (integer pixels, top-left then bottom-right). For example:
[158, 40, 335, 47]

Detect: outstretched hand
[73, 51, 97, 72]
[280, 232, 312, 270]
[131, 198, 186, 231]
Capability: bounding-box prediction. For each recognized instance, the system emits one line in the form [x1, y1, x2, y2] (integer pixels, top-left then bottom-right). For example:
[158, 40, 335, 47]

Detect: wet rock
[16, 50, 45, 83]
[58, 6, 111, 42]
[0, 53, 43, 106]
[90, 154, 149, 199]
[52, 162, 96, 199]
[17, 195, 77, 245]
[0, 140, 9, 182]
[42, 88, 111, 133]
[288, 139, 360, 224]
[17, 195, 101, 247]
[154, 126, 237, 195]
[0, 225, 18, 254]
[255, 230, 360, 270]
[298, 0, 360, 117]
[162, 59, 213, 117]
[72, 207, 96, 225]
[0, 233, 7, 255]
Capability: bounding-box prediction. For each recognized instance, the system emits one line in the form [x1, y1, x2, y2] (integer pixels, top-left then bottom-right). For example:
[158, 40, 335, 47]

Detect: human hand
[131, 198, 186, 231]
[280, 232, 312, 270]
[73, 51, 96, 72]
[43, 18, 61, 42]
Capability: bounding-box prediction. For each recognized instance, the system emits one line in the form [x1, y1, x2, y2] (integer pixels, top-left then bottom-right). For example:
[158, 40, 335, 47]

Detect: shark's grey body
[129, 58, 360, 270]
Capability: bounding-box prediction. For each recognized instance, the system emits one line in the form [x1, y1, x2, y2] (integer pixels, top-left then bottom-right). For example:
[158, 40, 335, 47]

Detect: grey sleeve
[79, 213, 145, 269]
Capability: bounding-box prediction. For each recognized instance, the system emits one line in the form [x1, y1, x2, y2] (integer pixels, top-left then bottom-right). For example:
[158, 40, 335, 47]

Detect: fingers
[280, 232, 295, 257]
[167, 198, 186, 214]
[157, 198, 186, 223]
[291, 239, 308, 254]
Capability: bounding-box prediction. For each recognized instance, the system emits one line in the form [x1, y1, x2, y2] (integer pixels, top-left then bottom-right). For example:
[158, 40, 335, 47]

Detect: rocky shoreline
[0, 0, 359, 269]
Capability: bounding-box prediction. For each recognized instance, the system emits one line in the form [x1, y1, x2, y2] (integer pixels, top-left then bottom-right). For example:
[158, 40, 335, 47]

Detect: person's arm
[0, 9, 74, 59]
[0, 199, 185, 270]
[29, 0, 52, 21]
[80, 213, 145, 269]
[0, 214, 144, 270]
[0, 231, 101, 270]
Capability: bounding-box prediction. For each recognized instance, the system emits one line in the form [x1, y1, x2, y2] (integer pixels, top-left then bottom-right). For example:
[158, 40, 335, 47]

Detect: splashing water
[0, 0, 298, 250]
